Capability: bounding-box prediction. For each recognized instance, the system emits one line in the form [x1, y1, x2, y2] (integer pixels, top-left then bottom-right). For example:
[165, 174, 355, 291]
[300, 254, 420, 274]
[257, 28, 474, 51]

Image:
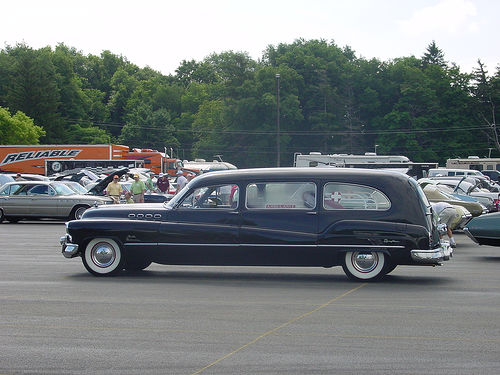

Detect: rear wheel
[0, 209, 4, 223]
[342, 251, 387, 281]
[82, 238, 124, 276]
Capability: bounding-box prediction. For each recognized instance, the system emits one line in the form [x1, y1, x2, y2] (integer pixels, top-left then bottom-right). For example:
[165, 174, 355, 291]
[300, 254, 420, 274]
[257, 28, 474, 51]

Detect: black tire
[124, 258, 152, 271]
[81, 238, 124, 276]
[7, 217, 20, 223]
[0, 209, 4, 223]
[71, 205, 89, 220]
[342, 251, 387, 281]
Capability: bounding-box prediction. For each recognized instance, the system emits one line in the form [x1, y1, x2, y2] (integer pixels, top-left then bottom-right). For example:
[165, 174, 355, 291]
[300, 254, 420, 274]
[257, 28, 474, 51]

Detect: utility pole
[276, 74, 280, 167]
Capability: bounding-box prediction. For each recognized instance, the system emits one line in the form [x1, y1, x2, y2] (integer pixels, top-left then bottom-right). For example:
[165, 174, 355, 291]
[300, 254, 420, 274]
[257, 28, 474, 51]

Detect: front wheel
[0, 209, 4, 223]
[71, 205, 89, 220]
[82, 238, 124, 276]
[342, 251, 387, 281]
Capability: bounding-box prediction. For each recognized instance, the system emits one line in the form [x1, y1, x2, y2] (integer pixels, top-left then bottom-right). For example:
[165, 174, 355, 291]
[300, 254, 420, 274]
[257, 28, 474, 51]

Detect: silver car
[0, 181, 112, 223]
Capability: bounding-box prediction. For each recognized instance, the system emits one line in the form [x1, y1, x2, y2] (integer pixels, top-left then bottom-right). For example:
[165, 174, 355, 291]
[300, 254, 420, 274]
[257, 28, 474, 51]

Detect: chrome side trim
[124, 243, 158, 246]
[147, 243, 404, 248]
[317, 244, 404, 249]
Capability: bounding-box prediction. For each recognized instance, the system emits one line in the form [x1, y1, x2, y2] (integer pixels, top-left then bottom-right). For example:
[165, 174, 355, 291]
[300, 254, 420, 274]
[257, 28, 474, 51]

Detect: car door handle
[229, 211, 240, 214]
[307, 211, 317, 215]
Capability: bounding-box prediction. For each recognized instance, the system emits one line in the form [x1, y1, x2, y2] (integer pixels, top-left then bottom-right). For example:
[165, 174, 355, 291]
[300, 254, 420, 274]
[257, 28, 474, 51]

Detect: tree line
[0, 39, 498, 167]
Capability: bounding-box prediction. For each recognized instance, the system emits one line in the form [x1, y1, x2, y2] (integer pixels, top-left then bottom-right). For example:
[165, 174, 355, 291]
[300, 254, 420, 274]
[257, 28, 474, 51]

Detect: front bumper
[60, 235, 79, 258]
[410, 241, 452, 264]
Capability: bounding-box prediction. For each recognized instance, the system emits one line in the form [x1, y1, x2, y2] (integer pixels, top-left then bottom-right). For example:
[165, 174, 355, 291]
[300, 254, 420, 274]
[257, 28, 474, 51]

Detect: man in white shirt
[175, 170, 188, 194]
[432, 201, 458, 248]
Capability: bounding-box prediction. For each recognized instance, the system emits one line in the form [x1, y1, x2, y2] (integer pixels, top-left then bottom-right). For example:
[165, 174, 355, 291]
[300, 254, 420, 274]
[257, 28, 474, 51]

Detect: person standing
[106, 175, 122, 204]
[175, 170, 188, 194]
[130, 174, 146, 203]
[145, 172, 155, 193]
[156, 173, 170, 193]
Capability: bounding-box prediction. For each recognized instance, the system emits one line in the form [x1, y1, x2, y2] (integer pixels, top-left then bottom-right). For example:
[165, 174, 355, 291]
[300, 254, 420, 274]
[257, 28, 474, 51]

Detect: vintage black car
[60, 168, 451, 281]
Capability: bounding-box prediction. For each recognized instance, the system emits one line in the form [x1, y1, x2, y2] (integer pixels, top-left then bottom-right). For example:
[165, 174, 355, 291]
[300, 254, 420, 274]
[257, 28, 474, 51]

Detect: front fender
[67, 218, 161, 248]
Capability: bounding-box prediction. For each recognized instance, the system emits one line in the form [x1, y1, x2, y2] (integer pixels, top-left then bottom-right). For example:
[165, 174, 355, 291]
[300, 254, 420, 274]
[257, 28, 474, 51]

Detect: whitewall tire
[82, 238, 124, 276]
[342, 251, 387, 281]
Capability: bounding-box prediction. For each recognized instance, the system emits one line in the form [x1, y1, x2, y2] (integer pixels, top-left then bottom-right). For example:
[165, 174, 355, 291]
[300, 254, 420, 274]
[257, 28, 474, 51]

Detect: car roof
[2, 180, 53, 185]
[190, 167, 410, 186]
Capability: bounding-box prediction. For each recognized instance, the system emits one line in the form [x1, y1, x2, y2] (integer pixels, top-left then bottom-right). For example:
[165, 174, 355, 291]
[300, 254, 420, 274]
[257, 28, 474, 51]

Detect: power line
[64, 118, 493, 136]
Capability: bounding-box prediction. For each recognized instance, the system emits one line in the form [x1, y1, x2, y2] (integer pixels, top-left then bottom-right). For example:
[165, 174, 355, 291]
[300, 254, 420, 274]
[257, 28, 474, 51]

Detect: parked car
[480, 170, 500, 182]
[0, 181, 112, 223]
[120, 182, 169, 203]
[428, 168, 484, 178]
[1, 173, 49, 181]
[421, 184, 486, 217]
[428, 178, 500, 212]
[464, 212, 500, 247]
[0, 174, 15, 188]
[59, 180, 89, 195]
[60, 168, 452, 281]
[419, 178, 494, 212]
[430, 175, 500, 192]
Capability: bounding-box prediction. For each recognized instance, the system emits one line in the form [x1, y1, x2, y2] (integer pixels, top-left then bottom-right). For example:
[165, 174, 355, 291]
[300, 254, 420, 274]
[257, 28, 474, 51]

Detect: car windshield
[64, 182, 88, 194]
[436, 184, 454, 194]
[51, 182, 77, 196]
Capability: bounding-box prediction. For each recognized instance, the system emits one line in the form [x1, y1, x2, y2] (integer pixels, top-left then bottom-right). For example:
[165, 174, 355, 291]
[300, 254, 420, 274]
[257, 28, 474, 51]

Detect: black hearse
[61, 168, 451, 281]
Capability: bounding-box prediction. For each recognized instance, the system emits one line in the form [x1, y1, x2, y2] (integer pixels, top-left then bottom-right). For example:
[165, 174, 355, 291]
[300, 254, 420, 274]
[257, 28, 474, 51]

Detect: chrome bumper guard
[60, 235, 79, 258]
[410, 241, 452, 264]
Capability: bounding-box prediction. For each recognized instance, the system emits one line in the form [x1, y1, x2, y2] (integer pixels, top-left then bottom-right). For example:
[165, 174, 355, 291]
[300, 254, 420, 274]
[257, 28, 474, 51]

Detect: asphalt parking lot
[0, 221, 499, 374]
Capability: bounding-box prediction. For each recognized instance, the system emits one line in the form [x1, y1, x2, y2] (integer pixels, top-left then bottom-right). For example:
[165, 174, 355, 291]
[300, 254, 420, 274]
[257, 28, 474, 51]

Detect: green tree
[5, 44, 65, 142]
[65, 123, 111, 144]
[471, 61, 500, 153]
[107, 68, 138, 136]
[119, 104, 179, 150]
[52, 44, 89, 124]
[422, 41, 447, 69]
[0, 106, 45, 144]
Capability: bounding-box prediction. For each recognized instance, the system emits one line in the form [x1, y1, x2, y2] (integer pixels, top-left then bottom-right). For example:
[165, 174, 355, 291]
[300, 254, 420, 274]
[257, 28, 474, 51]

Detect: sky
[1, 0, 498, 75]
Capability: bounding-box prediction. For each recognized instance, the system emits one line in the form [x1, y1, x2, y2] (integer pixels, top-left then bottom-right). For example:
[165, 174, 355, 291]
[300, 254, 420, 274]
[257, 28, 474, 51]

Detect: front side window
[179, 184, 238, 209]
[12, 184, 30, 195]
[323, 183, 390, 210]
[245, 182, 316, 209]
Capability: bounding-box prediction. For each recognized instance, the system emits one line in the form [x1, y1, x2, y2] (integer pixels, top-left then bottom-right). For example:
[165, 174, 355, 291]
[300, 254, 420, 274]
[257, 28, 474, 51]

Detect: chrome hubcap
[351, 252, 378, 273]
[76, 208, 86, 219]
[91, 243, 116, 268]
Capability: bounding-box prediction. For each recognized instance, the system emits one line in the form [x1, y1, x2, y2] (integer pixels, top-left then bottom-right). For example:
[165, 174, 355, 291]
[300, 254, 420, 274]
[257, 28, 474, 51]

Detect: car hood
[87, 168, 129, 195]
[81, 202, 167, 220]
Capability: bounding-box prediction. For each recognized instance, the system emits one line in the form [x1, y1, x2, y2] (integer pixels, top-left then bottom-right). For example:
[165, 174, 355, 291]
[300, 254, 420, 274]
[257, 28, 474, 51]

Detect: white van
[428, 168, 484, 177]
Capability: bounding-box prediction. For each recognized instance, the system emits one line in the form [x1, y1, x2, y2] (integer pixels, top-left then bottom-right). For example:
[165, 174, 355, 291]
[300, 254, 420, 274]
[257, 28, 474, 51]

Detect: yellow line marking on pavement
[0, 324, 497, 344]
[190, 283, 366, 375]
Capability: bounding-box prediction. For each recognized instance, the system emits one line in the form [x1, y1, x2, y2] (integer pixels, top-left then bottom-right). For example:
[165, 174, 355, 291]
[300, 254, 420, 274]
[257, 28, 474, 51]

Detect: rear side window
[323, 183, 390, 210]
[28, 185, 49, 195]
[246, 182, 316, 209]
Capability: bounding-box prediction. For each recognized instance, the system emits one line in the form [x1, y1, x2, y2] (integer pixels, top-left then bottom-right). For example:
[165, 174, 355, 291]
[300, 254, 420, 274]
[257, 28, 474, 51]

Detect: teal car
[464, 212, 500, 247]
